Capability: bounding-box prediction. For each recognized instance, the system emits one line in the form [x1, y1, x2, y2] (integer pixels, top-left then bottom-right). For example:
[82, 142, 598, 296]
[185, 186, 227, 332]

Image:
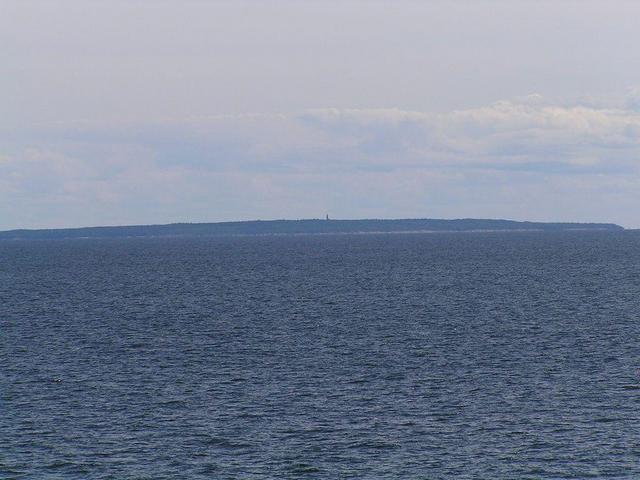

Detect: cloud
[3, 93, 640, 229]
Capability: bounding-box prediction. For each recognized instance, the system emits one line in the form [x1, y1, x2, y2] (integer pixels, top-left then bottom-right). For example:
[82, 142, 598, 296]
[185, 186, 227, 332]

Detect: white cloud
[3, 93, 640, 229]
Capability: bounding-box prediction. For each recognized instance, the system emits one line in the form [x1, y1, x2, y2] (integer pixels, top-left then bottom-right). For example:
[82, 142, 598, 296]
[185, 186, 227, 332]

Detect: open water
[2, 231, 640, 479]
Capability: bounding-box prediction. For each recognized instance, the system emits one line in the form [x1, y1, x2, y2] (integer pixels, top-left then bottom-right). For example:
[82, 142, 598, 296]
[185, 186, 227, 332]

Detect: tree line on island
[0, 218, 624, 240]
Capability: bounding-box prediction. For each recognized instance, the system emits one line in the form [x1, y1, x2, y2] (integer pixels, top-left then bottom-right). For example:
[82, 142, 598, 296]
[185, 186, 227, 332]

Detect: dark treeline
[0, 218, 624, 240]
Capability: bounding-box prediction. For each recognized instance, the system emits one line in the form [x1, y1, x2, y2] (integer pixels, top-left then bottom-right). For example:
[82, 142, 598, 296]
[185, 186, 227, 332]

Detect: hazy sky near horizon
[3, 0, 640, 229]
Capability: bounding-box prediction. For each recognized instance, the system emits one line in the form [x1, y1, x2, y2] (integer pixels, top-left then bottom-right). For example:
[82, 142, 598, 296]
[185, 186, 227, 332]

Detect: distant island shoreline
[0, 218, 624, 241]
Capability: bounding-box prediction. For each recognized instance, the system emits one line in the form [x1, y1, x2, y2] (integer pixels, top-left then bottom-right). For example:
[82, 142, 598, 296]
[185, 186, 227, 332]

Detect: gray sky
[3, 0, 640, 229]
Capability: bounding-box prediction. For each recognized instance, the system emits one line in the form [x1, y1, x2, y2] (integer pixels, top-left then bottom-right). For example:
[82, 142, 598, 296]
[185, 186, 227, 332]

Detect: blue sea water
[2, 231, 640, 479]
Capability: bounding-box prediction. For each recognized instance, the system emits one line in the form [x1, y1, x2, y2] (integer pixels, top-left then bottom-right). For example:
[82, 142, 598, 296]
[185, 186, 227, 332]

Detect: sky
[2, 0, 640, 229]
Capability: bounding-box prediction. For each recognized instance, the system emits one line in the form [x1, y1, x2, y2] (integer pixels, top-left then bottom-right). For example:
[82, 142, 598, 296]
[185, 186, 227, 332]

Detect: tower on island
[326, 214, 329, 221]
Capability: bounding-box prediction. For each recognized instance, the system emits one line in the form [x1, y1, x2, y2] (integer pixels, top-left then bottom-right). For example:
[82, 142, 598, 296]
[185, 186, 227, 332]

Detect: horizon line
[0, 217, 625, 234]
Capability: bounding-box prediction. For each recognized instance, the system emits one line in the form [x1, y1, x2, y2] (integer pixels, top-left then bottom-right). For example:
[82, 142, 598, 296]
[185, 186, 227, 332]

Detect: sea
[2, 230, 640, 479]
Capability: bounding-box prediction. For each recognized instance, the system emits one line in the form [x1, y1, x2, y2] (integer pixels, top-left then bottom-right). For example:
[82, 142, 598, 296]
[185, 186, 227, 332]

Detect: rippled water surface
[2, 231, 640, 479]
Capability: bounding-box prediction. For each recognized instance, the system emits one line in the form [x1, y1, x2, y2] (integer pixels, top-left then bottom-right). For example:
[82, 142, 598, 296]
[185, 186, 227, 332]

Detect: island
[0, 218, 624, 241]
